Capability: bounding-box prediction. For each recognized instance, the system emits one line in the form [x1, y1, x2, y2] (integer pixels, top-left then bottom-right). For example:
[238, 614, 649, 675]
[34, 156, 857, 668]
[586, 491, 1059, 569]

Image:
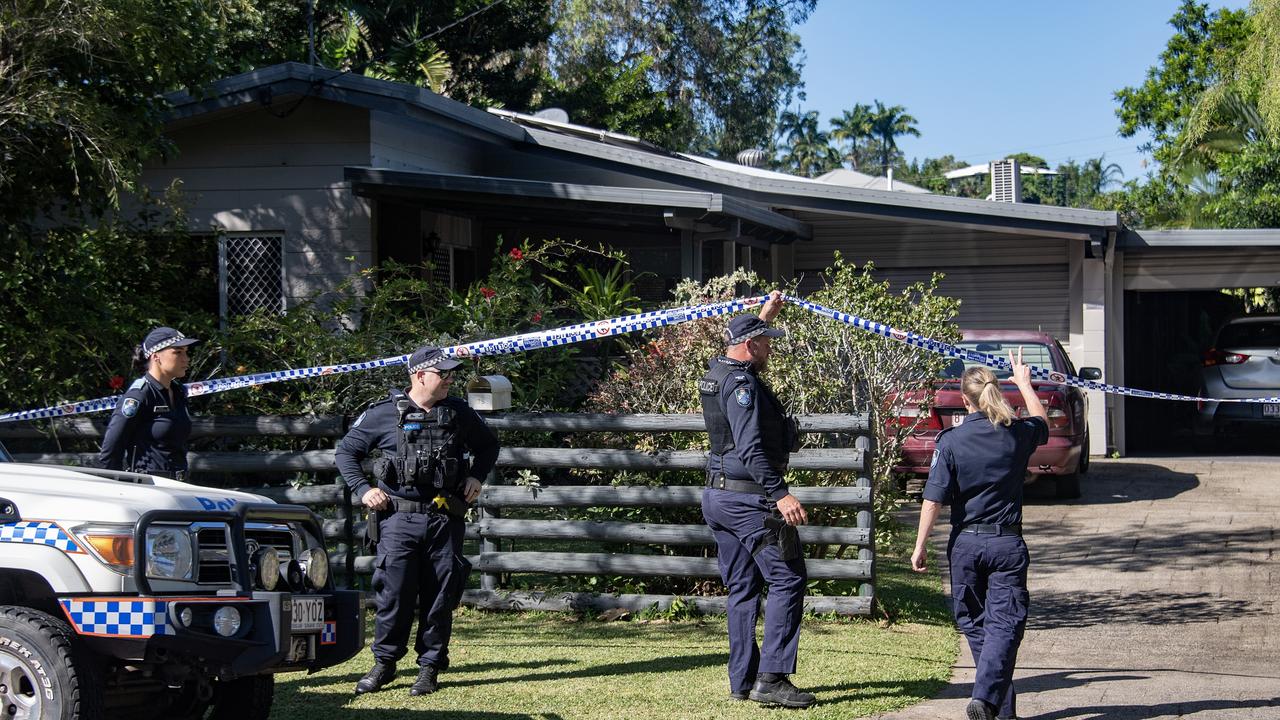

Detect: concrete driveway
[879, 457, 1280, 719]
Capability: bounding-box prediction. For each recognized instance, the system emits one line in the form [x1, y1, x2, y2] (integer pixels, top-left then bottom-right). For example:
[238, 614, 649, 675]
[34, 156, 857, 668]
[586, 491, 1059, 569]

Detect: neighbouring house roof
[945, 162, 1059, 179]
[815, 168, 930, 194]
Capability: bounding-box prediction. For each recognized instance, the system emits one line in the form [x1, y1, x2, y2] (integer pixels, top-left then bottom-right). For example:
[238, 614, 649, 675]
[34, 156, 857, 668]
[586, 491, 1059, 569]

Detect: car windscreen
[941, 342, 1055, 379]
[1217, 320, 1280, 349]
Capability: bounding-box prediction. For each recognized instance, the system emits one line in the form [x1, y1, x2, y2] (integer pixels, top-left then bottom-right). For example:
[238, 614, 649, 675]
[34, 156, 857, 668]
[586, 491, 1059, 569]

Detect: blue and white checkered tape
[60, 599, 172, 637]
[0, 521, 82, 553]
[4, 292, 1279, 424]
[320, 620, 337, 645]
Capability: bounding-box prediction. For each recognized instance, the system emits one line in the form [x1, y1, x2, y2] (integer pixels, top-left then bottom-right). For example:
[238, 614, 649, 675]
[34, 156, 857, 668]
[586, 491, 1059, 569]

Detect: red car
[893, 330, 1101, 499]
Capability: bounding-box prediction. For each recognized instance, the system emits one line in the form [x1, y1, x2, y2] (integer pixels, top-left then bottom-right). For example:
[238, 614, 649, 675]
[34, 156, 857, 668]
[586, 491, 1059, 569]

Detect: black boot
[354, 660, 396, 694]
[748, 674, 816, 709]
[966, 698, 997, 720]
[410, 665, 439, 696]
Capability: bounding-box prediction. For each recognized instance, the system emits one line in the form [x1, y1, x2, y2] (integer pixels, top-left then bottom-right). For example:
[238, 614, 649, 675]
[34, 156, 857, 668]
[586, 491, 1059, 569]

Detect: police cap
[407, 345, 462, 374]
[142, 327, 200, 357]
[725, 315, 786, 345]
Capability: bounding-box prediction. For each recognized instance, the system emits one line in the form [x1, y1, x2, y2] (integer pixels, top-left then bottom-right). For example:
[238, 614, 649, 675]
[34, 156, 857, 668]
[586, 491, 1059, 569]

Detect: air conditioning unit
[990, 158, 1022, 203]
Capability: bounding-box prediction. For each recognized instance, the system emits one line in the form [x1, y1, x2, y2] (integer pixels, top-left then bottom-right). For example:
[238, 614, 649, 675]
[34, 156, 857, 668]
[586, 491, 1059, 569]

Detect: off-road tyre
[0, 605, 104, 720]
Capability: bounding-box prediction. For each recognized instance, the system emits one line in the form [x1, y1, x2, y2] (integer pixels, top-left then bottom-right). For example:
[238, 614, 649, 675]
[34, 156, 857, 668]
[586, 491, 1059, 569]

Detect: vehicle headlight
[303, 547, 329, 590]
[253, 548, 281, 591]
[213, 606, 242, 637]
[146, 526, 194, 580]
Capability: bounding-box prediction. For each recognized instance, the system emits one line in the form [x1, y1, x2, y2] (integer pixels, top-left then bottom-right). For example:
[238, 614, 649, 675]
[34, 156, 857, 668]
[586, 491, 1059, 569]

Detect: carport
[1114, 229, 1280, 452]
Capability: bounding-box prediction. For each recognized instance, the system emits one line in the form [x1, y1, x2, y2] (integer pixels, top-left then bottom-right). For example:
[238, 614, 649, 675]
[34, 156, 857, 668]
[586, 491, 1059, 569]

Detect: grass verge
[272, 538, 956, 720]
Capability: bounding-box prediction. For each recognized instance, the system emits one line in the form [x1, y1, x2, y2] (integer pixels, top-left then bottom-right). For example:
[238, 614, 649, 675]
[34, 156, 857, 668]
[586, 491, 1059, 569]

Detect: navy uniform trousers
[949, 532, 1030, 719]
[701, 488, 807, 695]
[371, 508, 466, 670]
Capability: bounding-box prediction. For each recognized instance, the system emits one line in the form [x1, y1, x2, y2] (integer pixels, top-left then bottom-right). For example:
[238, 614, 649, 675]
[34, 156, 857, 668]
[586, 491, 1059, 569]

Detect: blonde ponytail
[961, 366, 1016, 427]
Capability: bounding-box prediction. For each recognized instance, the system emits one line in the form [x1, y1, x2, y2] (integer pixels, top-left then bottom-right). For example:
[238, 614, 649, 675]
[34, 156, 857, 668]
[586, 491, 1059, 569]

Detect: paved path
[878, 457, 1280, 720]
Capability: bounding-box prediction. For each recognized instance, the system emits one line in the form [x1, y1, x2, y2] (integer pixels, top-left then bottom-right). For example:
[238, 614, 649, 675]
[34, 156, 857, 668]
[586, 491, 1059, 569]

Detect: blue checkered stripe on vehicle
[321, 620, 337, 645]
[0, 521, 81, 553]
[60, 599, 171, 637]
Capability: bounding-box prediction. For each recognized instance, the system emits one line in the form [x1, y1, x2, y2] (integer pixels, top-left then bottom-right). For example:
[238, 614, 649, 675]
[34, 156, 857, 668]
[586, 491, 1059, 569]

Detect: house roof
[344, 167, 812, 241]
[166, 62, 1120, 240]
[1120, 228, 1280, 250]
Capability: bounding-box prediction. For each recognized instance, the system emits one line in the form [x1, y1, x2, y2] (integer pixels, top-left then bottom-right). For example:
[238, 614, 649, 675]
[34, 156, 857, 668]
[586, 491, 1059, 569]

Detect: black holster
[364, 457, 395, 549]
[758, 513, 803, 562]
[364, 508, 380, 550]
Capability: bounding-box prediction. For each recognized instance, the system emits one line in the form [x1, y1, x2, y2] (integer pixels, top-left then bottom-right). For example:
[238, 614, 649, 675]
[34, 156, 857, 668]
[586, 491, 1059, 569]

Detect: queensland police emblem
[734, 387, 753, 407]
[121, 398, 140, 418]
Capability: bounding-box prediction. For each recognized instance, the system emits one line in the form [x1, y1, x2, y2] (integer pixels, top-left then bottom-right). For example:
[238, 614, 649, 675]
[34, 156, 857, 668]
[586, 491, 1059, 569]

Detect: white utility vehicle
[0, 443, 362, 719]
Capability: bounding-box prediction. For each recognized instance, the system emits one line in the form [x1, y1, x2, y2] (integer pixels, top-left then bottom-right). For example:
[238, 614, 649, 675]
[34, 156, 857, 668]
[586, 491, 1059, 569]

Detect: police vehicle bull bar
[133, 502, 326, 595]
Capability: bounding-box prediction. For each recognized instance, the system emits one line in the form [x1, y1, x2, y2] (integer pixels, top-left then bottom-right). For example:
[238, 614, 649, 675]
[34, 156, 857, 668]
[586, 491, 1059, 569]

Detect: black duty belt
[705, 474, 768, 496]
[960, 523, 1022, 536]
[389, 496, 447, 515]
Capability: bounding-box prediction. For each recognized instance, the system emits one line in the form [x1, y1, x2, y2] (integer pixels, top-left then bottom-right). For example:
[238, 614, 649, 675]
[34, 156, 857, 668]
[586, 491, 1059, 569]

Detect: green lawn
[272, 541, 957, 720]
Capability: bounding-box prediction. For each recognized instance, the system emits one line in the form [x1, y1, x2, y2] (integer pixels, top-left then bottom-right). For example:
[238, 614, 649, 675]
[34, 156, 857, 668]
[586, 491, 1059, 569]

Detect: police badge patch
[734, 387, 753, 407]
[121, 398, 139, 418]
[352, 411, 366, 428]
[930, 449, 939, 468]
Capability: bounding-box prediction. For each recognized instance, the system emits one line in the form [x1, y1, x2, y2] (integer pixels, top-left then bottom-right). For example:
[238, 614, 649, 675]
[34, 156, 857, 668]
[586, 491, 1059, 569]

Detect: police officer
[336, 345, 499, 697]
[911, 349, 1048, 720]
[96, 327, 200, 478]
[699, 291, 815, 709]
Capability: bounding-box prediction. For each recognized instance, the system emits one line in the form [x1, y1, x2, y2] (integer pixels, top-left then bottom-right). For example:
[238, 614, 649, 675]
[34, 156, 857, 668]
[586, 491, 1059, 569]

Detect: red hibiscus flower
[508, 247, 524, 261]
[531, 311, 542, 323]
[480, 287, 497, 299]
[108, 375, 125, 391]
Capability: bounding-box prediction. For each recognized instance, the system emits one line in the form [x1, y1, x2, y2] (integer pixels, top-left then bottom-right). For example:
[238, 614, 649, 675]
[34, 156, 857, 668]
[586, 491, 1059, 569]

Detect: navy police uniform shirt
[706, 356, 790, 500]
[923, 413, 1049, 533]
[335, 389, 499, 501]
[96, 375, 193, 473]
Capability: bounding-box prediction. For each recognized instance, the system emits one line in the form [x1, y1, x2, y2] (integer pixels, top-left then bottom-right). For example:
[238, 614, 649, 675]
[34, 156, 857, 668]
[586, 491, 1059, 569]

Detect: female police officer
[96, 327, 200, 478]
[911, 348, 1048, 720]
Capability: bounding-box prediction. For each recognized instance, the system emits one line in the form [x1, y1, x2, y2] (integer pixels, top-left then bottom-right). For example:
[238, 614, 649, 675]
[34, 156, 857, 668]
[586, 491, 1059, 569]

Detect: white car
[1195, 315, 1280, 446]
[0, 450, 362, 720]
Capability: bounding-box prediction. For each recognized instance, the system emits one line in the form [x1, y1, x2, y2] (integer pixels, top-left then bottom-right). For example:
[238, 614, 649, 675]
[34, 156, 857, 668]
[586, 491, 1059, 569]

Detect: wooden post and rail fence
[3, 412, 876, 615]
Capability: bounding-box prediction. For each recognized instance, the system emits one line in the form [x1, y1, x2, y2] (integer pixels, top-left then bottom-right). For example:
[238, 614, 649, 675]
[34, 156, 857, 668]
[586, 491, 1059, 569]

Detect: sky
[795, 0, 1249, 185]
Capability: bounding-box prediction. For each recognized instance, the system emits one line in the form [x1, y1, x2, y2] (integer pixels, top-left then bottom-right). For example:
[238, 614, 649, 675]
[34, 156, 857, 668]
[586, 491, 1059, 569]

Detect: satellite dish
[532, 107, 570, 124]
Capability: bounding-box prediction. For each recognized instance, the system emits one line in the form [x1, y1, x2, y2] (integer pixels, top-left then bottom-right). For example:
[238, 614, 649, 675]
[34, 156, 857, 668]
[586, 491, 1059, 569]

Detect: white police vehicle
[0, 440, 362, 719]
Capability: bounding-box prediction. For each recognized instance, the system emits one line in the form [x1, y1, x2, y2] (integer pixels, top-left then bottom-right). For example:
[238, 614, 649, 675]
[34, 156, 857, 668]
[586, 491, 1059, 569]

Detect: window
[219, 234, 285, 325]
[948, 341, 1056, 379]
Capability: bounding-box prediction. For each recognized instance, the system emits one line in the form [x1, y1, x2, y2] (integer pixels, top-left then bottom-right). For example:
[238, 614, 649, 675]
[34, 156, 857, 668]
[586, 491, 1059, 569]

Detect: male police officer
[699, 291, 815, 709]
[336, 345, 499, 697]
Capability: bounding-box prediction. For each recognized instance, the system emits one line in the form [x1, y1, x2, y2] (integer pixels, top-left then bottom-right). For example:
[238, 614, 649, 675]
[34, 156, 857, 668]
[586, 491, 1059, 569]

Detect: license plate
[291, 597, 325, 632]
[1264, 403, 1280, 417]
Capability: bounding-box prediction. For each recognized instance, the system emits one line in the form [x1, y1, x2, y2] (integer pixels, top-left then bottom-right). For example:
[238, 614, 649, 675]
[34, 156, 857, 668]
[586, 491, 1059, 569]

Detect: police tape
[0, 294, 772, 423]
[2, 292, 1276, 424]
[783, 294, 1280, 404]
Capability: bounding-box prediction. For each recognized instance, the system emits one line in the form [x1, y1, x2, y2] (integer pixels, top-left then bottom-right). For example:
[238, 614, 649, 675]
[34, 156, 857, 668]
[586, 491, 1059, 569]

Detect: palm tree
[829, 103, 875, 170]
[1082, 155, 1125, 194]
[869, 100, 921, 173]
[777, 109, 840, 178]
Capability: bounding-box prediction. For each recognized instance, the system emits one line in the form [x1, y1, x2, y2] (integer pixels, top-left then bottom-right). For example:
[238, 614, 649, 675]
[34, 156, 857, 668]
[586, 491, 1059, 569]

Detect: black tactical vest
[393, 401, 466, 492]
[699, 357, 795, 467]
